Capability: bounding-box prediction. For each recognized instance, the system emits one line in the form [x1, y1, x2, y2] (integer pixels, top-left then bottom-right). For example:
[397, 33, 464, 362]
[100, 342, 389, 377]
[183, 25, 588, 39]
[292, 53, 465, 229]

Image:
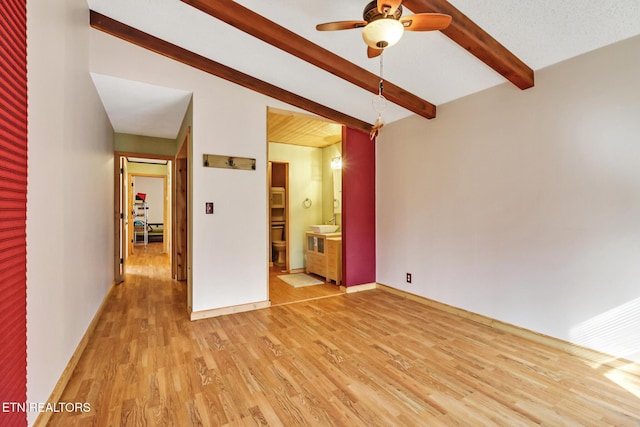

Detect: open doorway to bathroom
[266, 107, 344, 305]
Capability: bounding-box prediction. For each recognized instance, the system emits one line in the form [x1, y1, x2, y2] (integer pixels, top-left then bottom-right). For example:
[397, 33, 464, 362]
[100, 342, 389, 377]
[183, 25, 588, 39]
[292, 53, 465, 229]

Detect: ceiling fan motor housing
[363, 1, 403, 22]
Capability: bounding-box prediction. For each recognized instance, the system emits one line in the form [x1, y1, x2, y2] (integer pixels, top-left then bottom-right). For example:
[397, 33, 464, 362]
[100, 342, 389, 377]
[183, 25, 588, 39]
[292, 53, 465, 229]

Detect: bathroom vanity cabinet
[306, 232, 341, 284]
[325, 238, 342, 284]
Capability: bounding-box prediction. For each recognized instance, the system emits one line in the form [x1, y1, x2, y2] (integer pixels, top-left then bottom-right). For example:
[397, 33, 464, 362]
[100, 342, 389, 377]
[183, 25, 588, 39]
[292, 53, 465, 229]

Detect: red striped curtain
[0, 0, 28, 425]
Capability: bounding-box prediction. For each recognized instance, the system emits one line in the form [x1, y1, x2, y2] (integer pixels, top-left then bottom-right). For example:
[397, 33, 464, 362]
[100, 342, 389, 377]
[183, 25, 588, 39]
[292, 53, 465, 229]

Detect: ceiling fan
[316, 0, 452, 58]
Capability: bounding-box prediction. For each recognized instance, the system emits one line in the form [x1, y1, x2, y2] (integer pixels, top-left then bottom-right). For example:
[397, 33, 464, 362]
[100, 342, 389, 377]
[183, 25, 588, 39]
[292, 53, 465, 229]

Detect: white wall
[26, 1, 114, 424]
[134, 176, 164, 224]
[269, 143, 324, 269]
[90, 29, 301, 312]
[377, 36, 640, 362]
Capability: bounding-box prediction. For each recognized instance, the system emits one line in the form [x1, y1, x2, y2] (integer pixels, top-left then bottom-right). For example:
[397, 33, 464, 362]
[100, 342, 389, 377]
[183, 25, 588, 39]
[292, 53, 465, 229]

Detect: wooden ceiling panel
[267, 109, 342, 148]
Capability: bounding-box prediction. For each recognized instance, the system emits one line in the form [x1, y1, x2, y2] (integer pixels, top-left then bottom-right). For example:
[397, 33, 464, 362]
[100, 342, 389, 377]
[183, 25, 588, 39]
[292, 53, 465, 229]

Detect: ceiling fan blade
[377, 0, 402, 16]
[316, 20, 367, 31]
[400, 13, 452, 31]
[367, 46, 383, 58]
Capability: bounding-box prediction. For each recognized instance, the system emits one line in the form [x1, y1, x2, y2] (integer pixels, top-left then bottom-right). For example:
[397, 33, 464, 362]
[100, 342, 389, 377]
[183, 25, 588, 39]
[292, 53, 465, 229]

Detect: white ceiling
[88, 0, 640, 138]
[91, 73, 192, 139]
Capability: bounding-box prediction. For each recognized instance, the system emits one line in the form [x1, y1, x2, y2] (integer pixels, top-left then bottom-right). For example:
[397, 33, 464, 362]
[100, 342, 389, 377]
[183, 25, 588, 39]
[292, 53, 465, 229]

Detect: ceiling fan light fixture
[362, 18, 404, 49]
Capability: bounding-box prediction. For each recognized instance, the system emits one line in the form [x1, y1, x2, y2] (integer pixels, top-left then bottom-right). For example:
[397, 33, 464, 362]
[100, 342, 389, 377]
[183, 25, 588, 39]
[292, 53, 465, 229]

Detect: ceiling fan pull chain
[373, 52, 387, 112]
[379, 51, 384, 95]
[371, 50, 387, 140]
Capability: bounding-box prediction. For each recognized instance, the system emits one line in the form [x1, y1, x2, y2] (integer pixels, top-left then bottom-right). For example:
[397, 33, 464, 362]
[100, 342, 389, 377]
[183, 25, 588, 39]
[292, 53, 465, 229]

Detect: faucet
[326, 215, 336, 225]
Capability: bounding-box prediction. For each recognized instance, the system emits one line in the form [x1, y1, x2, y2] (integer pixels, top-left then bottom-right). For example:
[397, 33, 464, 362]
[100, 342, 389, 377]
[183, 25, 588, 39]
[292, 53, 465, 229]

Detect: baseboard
[290, 268, 305, 274]
[190, 300, 271, 320]
[33, 281, 117, 427]
[376, 283, 640, 377]
[345, 282, 377, 293]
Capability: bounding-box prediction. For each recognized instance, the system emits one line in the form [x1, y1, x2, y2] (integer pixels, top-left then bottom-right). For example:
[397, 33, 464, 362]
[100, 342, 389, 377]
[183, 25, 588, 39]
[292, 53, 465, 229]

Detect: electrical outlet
[406, 273, 412, 283]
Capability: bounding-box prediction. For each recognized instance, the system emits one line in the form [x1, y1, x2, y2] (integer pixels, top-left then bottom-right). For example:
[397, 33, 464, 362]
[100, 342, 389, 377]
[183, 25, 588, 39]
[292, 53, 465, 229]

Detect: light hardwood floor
[48, 243, 640, 426]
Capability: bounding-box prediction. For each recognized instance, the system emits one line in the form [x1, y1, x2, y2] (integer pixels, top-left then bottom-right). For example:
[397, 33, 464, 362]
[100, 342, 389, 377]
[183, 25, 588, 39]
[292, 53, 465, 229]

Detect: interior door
[267, 161, 273, 265]
[128, 175, 135, 256]
[114, 155, 127, 284]
[174, 158, 188, 282]
[173, 128, 191, 314]
[119, 156, 127, 281]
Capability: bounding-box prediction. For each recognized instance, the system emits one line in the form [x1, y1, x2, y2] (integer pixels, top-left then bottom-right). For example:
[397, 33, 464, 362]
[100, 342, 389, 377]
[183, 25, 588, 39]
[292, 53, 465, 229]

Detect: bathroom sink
[309, 225, 339, 233]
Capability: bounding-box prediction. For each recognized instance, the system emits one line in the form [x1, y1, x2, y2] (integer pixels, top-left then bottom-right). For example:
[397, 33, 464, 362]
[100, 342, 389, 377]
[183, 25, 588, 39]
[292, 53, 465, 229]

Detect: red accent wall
[342, 127, 376, 286]
[0, 0, 28, 426]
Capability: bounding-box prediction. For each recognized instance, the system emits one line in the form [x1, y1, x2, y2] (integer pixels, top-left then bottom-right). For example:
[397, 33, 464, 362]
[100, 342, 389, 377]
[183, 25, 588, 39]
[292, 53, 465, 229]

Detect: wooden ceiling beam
[89, 11, 372, 134]
[181, 0, 437, 119]
[403, 0, 534, 89]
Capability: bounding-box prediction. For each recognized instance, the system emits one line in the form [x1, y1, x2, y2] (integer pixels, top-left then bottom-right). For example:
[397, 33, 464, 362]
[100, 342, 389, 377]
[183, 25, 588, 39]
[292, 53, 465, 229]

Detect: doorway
[269, 161, 289, 272]
[115, 155, 173, 280]
[129, 174, 169, 254]
[266, 107, 344, 305]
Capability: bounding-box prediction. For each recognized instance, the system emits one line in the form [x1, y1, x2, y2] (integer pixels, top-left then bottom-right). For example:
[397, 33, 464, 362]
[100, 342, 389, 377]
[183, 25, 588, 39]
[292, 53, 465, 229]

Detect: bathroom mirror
[332, 168, 342, 215]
